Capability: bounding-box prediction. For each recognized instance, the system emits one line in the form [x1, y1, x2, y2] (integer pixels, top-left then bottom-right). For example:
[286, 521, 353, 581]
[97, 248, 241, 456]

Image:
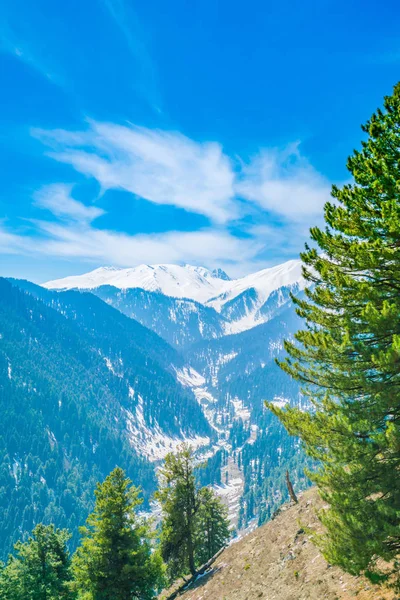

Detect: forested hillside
[185, 297, 312, 527]
[0, 278, 211, 558]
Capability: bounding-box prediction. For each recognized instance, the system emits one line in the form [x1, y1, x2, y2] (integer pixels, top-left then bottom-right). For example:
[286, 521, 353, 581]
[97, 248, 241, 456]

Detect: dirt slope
[160, 488, 396, 600]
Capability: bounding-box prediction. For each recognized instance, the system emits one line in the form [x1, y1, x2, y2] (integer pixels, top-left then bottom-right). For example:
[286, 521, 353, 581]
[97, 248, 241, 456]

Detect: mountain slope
[88, 286, 227, 349]
[0, 278, 211, 558]
[161, 488, 395, 600]
[184, 297, 312, 528]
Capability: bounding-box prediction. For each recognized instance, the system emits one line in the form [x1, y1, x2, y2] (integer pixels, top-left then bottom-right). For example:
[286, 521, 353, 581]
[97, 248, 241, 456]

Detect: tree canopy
[268, 82, 400, 589]
[72, 467, 164, 600]
[0, 524, 73, 600]
[156, 445, 230, 581]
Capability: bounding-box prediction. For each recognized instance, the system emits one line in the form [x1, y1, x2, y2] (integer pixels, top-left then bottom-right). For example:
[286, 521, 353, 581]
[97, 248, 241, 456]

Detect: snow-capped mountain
[44, 264, 230, 303]
[44, 260, 305, 337]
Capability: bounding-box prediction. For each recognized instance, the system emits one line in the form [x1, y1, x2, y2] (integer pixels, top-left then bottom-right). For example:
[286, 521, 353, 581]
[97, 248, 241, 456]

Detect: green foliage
[156, 445, 230, 581]
[156, 446, 199, 578]
[72, 467, 164, 600]
[268, 83, 400, 588]
[0, 524, 73, 600]
[195, 487, 230, 565]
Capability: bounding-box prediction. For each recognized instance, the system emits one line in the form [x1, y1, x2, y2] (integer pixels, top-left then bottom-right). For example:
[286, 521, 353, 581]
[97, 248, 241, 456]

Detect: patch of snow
[104, 356, 123, 377]
[125, 396, 210, 462]
[209, 352, 238, 386]
[270, 396, 290, 409]
[231, 398, 251, 422]
[175, 366, 206, 388]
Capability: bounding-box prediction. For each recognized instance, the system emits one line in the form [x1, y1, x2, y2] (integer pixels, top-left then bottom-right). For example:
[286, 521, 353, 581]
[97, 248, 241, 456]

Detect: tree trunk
[286, 470, 298, 504]
[187, 533, 196, 576]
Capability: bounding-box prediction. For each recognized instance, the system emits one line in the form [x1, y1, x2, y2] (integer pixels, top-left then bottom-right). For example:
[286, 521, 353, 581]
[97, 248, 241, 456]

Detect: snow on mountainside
[207, 259, 304, 310]
[44, 264, 229, 303]
[44, 260, 305, 336]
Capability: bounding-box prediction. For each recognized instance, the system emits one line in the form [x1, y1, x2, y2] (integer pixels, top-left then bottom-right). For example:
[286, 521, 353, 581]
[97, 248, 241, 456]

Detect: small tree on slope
[72, 467, 164, 600]
[156, 446, 199, 579]
[267, 83, 400, 588]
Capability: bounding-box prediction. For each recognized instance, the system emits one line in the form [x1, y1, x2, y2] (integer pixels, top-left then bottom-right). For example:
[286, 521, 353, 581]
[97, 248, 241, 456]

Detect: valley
[0, 260, 311, 559]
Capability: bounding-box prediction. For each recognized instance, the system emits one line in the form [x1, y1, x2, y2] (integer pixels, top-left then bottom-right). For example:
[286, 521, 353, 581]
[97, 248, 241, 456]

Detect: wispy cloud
[237, 143, 331, 223]
[33, 121, 237, 224]
[0, 8, 65, 87]
[3, 122, 333, 276]
[0, 185, 261, 273]
[102, 0, 162, 112]
[34, 184, 105, 222]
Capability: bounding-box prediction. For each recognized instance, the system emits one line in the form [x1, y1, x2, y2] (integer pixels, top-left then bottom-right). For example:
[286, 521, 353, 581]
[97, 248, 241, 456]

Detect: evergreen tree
[156, 445, 198, 578]
[196, 488, 230, 565]
[267, 83, 400, 588]
[156, 446, 230, 581]
[72, 467, 164, 600]
[0, 524, 73, 600]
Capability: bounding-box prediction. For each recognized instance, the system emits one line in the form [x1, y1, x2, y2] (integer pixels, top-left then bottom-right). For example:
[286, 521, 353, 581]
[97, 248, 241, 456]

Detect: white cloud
[236, 143, 331, 222]
[0, 220, 261, 272]
[2, 125, 335, 276]
[0, 184, 261, 272]
[32, 121, 237, 224]
[32, 123, 332, 230]
[34, 184, 104, 222]
[34, 222, 261, 266]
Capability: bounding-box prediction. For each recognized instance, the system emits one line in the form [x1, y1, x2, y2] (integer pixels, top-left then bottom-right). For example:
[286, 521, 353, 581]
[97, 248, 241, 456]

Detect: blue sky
[1, 0, 400, 281]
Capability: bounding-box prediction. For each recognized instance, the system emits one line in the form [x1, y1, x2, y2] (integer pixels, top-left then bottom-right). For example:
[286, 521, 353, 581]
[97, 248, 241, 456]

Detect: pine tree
[72, 467, 164, 600]
[156, 446, 230, 581]
[0, 524, 73, 600]
[196, 488, 230, 565]
[156, 445, 198, 579]
[267, 83, 400, 588]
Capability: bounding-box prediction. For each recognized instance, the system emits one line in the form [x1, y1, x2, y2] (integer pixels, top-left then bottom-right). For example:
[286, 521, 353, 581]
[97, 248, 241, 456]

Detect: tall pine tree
[156, 445, 199, 579]
[72, 467, 163, 600]
[156, 445, 230, 581]
[196, 487, 230, 565]
[267, 83, 400, 588]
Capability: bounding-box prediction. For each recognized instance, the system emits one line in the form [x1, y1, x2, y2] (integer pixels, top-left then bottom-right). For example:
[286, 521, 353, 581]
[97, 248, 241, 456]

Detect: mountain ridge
[43, 260, 305, 337]
[43, 260, 304, 305]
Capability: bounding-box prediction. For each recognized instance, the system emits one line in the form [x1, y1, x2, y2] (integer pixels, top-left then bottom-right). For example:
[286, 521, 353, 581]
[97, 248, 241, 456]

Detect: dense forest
[0, 278, 211, 558]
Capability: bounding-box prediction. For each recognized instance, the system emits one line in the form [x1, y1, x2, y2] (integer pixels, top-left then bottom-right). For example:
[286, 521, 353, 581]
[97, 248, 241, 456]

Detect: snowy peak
[211, 268, 231, 281]
[44, 264, 229, 303]
[206, 260, 304, 311]
[44, 261, 303, 303]
[43, 260, 305, 335]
